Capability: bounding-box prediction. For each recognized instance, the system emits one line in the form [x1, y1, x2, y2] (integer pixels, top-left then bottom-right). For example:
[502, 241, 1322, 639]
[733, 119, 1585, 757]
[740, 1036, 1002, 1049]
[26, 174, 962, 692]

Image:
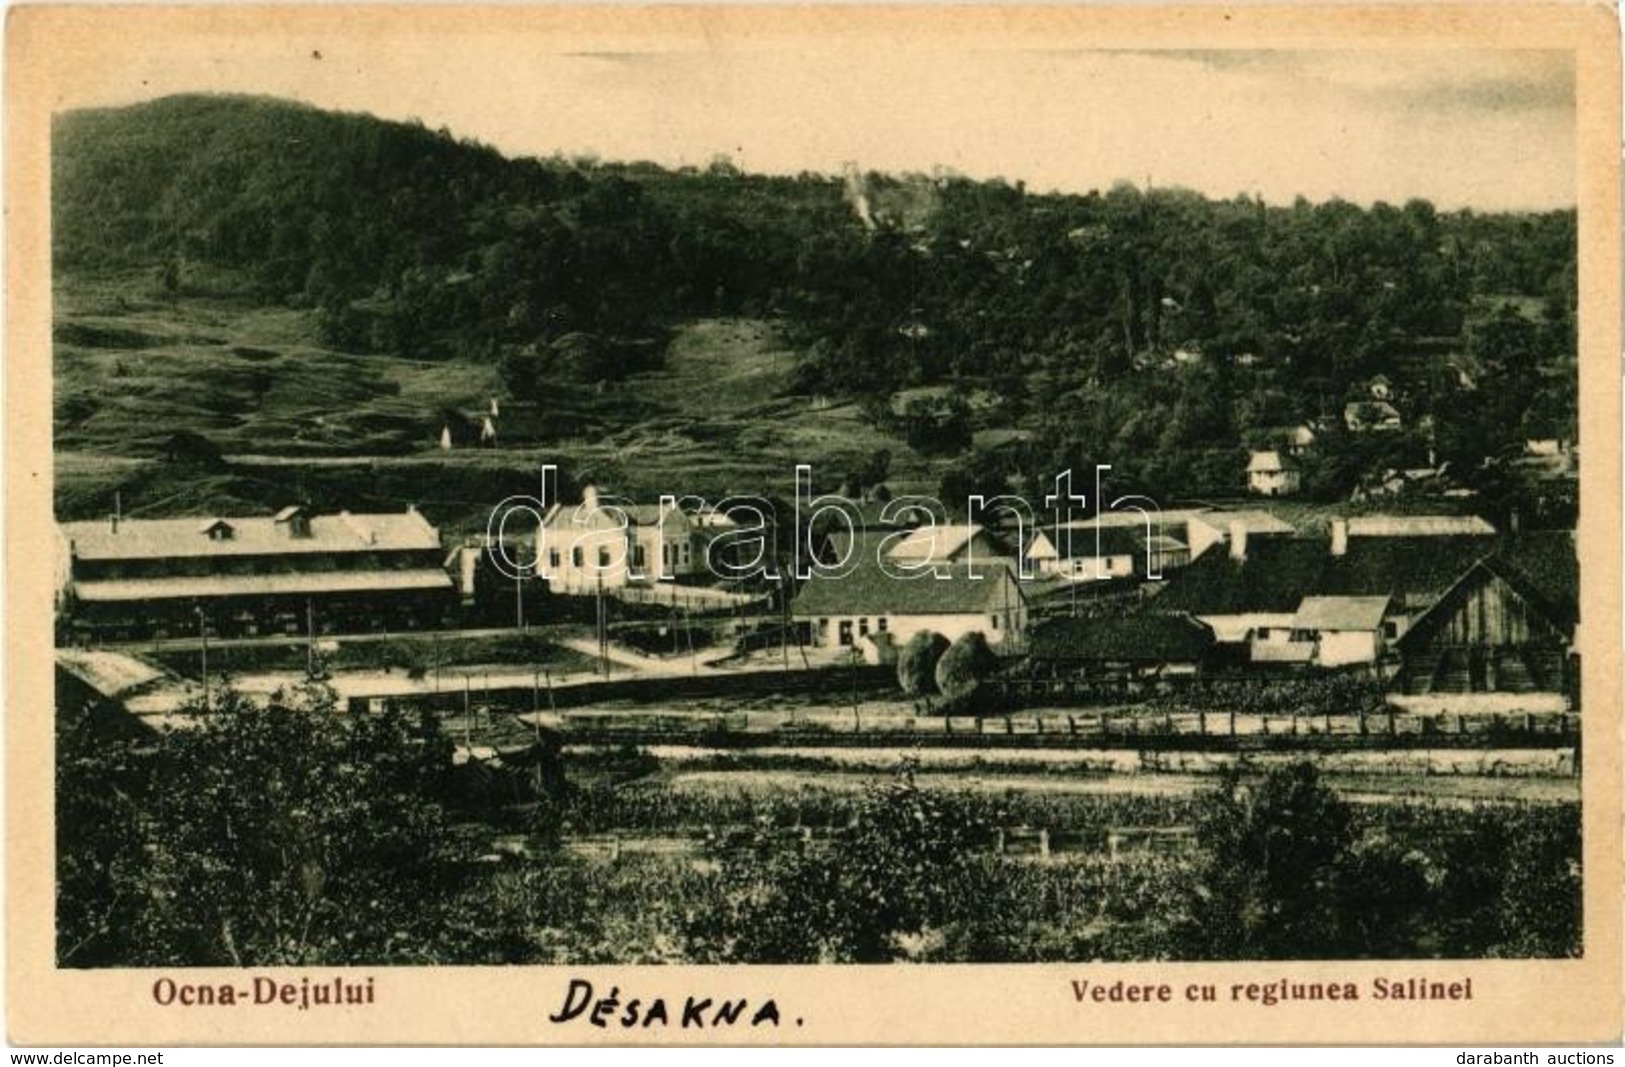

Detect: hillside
[53, 94, 1578, 526]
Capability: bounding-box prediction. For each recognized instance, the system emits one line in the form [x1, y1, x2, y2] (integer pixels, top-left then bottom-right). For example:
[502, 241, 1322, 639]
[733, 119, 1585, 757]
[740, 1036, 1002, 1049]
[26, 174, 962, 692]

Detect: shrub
[896, 630, 949, 696]
[934, 631, 998, 703]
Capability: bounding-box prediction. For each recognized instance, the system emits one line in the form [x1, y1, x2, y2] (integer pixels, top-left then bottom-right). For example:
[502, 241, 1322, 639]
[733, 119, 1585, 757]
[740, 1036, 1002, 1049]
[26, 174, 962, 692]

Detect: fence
[989, 670, 1388, 707]
[550, 580, 767, 613]
[545, 707, 1577, 752]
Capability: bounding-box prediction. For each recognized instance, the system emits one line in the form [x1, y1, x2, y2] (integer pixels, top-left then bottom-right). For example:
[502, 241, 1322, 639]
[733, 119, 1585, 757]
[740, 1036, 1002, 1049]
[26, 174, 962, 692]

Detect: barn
[1394, 533, 1578, 698]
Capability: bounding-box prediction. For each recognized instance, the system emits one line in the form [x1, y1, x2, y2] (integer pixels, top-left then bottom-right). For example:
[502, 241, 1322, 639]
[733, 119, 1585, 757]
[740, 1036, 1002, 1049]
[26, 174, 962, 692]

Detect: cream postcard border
[5, 4, 1620, 1046]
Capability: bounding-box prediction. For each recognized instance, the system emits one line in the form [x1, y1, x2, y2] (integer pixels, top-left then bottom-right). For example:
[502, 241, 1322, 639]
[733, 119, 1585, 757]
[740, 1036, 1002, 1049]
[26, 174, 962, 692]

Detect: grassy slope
[55, 269, 501, 458]
[54, 274, 938, 528]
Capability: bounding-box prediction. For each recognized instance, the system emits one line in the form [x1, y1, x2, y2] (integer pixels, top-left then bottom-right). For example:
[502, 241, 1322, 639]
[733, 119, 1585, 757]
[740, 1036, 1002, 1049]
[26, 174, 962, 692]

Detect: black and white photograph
[9, 4, 1620, 1048]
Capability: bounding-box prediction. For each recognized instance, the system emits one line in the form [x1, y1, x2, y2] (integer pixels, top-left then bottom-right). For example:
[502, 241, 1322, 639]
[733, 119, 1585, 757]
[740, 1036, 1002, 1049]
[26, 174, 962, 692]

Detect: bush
[934, 631, 998, 703]
[1181, 762, 1355, 959]
[686, 765, 1002, 963]
[896, 630, 949, 696]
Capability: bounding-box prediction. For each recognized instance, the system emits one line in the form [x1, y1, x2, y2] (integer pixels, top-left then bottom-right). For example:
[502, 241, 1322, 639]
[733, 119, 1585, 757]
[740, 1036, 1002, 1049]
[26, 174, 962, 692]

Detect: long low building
[56, 505, 456, 641]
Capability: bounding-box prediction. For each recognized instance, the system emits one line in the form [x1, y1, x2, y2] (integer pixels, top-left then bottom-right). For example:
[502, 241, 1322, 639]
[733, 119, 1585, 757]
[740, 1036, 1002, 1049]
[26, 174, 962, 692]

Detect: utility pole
[531, 666, 541, 742]
[196, 606, 209, 711]
[515, 562, 525, 631]
[305, 597, 316, 678]
[686, 608, 697, 676]
[849, 649, 860, 732]
[780, 576, 791, 672]
[596, 573, 608, 677]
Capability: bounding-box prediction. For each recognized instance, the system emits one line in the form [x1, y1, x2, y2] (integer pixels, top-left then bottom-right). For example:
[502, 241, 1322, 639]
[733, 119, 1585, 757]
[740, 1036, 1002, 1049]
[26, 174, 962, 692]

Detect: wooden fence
[547, 708, 1577, 752]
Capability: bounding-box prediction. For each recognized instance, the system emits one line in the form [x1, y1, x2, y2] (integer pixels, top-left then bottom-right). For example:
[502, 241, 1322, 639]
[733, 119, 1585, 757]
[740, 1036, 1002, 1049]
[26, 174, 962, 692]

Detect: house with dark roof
[1144, 534, 1326, 646]
[1026, 614, 1215, 677]
[791, 560, 1028, 662]
[56, 506, 455, 641]
[1146, 517, 1503, 662]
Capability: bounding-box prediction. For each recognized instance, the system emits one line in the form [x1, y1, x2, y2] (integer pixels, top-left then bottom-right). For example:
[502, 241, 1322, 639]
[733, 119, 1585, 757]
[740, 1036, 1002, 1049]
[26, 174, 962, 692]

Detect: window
[876, 617, 888, 633]
[548, 549, 561, 569]
[838, 620, 854, 646]
[631, 545, 646, 569]
[990, 614, 1000, 630]
[1383, 620, 1399, 640]
[680, 543, 692, 566]
[571, 547, 583, 568]
[858, 618, 869, 637]
[598, 546, 611, 568]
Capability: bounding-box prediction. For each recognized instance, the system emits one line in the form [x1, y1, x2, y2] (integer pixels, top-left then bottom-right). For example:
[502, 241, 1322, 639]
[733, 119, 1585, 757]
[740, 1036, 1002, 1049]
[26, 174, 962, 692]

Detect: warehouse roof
[61, 509, 441, 561]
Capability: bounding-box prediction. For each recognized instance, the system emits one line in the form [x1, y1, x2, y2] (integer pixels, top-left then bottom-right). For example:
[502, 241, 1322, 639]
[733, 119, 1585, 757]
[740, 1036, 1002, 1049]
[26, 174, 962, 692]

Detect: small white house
[1290, 595, 1391, 667]
[1026, 525, 1136, 581]
[1246, 451, 1302, 497]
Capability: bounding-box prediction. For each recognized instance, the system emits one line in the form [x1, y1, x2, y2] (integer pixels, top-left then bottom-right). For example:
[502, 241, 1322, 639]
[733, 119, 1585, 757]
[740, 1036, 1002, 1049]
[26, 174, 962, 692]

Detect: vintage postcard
[6, 3, 1621, 1047]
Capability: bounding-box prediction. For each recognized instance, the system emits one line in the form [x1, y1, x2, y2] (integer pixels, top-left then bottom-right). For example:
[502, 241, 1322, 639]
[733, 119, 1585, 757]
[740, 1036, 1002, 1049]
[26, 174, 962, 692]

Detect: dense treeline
[55, 94, 1577, 502]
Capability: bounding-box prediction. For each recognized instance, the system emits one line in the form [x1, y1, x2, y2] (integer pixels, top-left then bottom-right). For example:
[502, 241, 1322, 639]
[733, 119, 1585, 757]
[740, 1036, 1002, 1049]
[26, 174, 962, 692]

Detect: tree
[934, 631, 998, 705]
[896, 630, 949, 697]
[1490, 806, 1581, 958]
[1182, 762, 1355, 959]
[57, 683, 481, 966]
[56, 699, 153, 967]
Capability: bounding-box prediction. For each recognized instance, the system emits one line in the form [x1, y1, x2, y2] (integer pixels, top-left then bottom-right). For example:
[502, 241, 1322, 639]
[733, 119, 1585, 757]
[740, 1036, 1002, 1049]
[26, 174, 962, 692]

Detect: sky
[69, 44, 1575, 212]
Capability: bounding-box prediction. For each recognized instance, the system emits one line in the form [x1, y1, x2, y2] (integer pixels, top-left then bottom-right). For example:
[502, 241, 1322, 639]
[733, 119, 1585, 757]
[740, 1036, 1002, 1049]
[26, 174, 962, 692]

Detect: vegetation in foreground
[57, 684, 1580, 967]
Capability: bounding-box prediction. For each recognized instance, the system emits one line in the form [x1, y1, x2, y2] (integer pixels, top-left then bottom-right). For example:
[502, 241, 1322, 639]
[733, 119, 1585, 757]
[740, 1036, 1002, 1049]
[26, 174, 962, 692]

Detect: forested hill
[54, 93, 1577, 505]
[53, 94, 845, 358]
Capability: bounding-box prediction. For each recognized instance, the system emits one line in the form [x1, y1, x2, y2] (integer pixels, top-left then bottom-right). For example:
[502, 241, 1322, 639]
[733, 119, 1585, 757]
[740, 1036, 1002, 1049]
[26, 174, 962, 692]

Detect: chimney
[1509, 508, 1521, 536]
[582, 484, 600, 511]
[1330, 518, 1349, 557]
[1228, 520, 1248, 562]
